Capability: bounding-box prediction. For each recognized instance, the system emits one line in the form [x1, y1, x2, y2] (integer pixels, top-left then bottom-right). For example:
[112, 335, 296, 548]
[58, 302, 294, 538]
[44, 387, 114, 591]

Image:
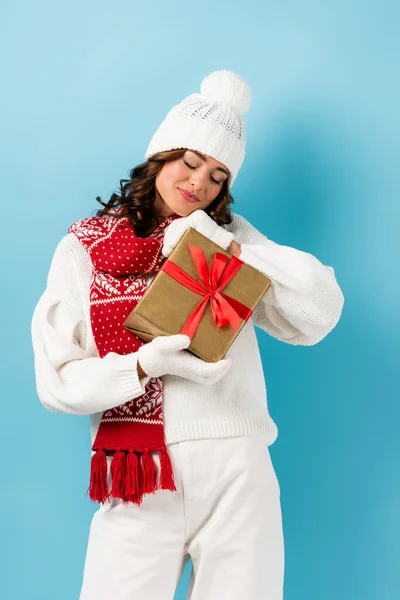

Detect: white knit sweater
[31, 213, 344, 447]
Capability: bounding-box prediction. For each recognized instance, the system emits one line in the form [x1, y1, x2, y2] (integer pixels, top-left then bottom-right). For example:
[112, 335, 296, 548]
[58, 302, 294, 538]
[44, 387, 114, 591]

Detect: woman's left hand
[161, 209, 235, 258]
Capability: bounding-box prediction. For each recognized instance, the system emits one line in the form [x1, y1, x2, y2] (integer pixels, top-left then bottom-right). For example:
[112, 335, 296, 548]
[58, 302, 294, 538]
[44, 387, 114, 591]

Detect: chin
[170, 202, 190, 217]
[169, 207, 186, 217]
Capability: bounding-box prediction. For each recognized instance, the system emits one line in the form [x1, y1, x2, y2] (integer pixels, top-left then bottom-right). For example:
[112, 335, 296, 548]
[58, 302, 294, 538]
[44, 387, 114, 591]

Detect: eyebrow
[188, 150, 230, 177]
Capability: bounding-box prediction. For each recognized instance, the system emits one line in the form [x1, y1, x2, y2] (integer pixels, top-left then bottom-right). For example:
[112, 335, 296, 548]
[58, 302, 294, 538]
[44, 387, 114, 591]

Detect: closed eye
[183, 160, 224, 185]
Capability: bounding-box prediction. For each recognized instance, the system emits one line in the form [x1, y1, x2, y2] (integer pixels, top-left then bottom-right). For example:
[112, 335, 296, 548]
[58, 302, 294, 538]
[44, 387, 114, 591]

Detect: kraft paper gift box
[123, 227, 271, 362]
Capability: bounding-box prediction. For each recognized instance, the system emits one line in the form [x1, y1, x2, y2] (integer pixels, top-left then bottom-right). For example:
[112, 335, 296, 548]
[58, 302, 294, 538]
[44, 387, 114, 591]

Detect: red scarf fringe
[88, 445, 176, 505]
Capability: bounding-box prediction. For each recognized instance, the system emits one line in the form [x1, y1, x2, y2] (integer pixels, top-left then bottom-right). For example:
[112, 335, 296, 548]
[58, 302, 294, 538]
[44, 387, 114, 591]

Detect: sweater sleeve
[229, 214, 345, 345]
[31, 234, 151, 416]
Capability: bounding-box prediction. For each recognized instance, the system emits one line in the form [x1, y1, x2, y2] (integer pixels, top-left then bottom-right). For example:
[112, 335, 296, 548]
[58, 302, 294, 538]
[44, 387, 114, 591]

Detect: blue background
[1, 1, 399, 598]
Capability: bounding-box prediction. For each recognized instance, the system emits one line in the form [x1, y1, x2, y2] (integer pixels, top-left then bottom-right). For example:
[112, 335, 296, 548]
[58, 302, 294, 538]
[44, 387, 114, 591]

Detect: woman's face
[154, 149, 230, 218]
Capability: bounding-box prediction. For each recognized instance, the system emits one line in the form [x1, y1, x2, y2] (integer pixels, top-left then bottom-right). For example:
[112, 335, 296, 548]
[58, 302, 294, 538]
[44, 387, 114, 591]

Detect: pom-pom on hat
[144, 70, 252, 186]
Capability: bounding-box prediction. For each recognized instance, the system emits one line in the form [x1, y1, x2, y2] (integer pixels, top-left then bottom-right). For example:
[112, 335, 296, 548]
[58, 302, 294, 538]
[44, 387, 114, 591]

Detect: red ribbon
[160, 243, 253, 340]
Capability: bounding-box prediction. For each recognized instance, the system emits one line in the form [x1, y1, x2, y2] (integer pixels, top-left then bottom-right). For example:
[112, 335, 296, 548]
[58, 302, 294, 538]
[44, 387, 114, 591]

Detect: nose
[188, 168, 207, 190]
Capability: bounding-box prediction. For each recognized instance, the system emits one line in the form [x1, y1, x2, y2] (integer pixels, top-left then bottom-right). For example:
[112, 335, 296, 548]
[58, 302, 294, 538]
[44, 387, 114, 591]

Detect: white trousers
[79, 435, 285, 600]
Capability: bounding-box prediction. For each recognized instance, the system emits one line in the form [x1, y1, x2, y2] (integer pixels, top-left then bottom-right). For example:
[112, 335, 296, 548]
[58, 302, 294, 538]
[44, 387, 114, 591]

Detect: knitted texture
[67, 213, 181, 506]
[32, 213, 344, 457]
[144, 70, 252, 185]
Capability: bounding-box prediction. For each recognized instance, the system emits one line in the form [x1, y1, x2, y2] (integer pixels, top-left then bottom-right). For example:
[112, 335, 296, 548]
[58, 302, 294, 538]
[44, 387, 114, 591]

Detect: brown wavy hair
[95, 149, 234, 237]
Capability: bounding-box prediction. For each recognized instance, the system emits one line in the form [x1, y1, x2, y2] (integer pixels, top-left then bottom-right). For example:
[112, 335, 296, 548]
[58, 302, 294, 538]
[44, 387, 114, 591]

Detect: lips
[178, 188, 200, 203]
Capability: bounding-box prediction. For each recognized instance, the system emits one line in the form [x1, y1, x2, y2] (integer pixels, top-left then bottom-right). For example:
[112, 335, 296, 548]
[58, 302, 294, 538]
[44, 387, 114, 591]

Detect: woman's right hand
[137, 334, 231, 386]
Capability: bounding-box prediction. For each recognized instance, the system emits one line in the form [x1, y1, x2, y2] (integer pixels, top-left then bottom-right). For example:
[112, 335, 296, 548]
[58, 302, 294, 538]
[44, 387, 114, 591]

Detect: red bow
[160, 243, 253, 340]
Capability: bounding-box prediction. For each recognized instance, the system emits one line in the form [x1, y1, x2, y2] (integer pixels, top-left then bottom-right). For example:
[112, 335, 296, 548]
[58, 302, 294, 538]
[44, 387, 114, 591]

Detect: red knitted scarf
[68, 211, 181, 506]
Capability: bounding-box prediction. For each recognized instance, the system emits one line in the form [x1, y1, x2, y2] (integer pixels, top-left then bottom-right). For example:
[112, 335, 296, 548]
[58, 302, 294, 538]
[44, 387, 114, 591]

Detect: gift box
[123, 227, 271, 362]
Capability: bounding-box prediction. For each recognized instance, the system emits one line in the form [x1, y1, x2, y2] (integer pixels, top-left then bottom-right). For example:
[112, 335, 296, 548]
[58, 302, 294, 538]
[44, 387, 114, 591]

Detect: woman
[31, 70, 344, 600]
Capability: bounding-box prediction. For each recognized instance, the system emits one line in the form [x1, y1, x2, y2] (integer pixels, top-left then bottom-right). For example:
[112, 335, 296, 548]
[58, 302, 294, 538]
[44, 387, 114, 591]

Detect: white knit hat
[144, 70, 252, 186]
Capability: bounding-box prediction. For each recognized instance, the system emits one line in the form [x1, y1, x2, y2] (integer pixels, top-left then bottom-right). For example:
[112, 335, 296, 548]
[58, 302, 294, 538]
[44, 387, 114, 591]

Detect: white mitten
[137, 334, 231, 386]
[162, 209, 235, 258]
